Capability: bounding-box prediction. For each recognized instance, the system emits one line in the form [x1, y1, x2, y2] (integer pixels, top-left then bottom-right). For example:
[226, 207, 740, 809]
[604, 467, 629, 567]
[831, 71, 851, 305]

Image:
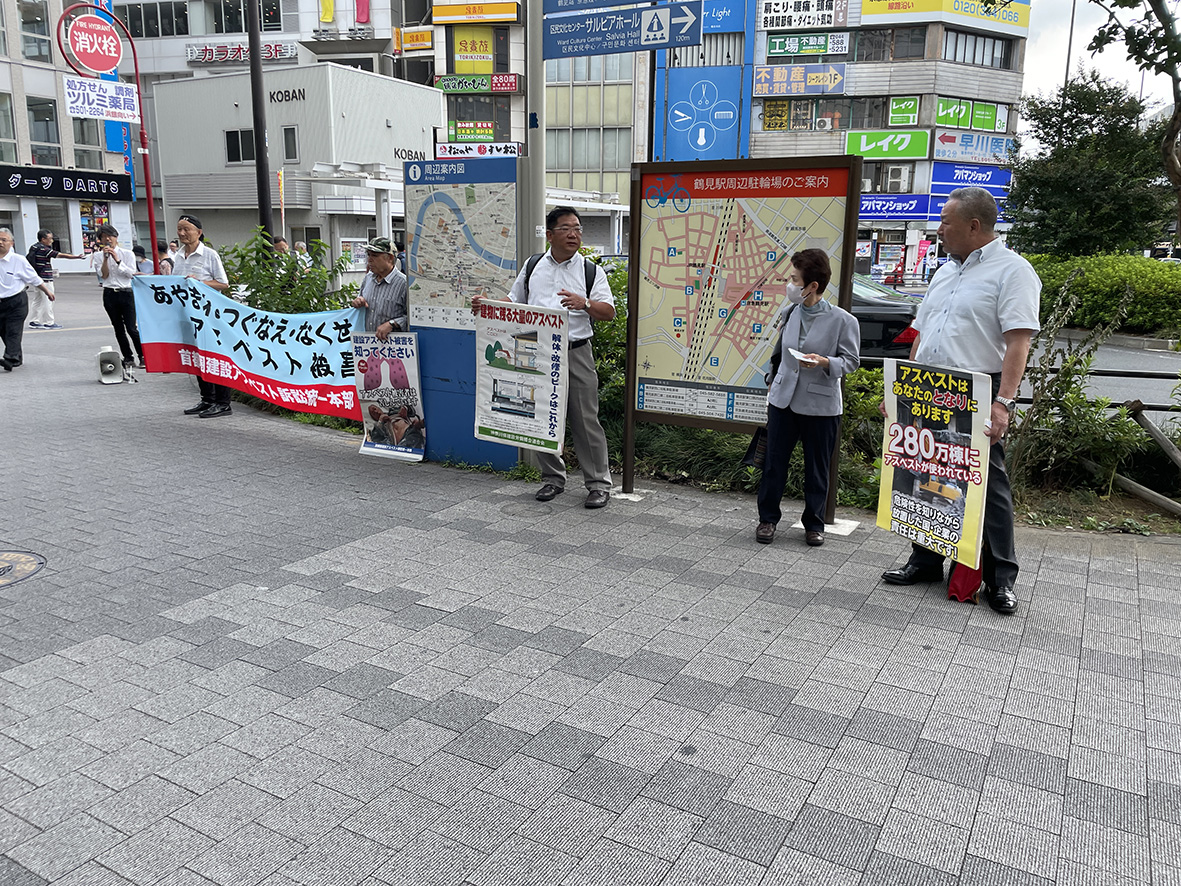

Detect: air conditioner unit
[815, 118, 834, 131]
[886, 165, 912, 193]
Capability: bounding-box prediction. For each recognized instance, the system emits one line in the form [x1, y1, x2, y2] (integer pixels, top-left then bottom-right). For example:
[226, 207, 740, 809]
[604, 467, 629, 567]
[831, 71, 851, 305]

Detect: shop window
[282, 125, 298, 163]
[448, 95, 511, 142]
[0, 95, 16, 163]
[20, 0, 52, 63]
[943, 29, 1013, 69]
[855, 26, 926, 62]
[850, 97, 889, 129]
[37, 200, 70, 250]
[80, 201, 111, 253]
[225, 128, 255, 163]
[115, 2, 189, 38]
[815, 98, 851, 130]
[73, 117, 105, 170]
[27, 97, 60, 166]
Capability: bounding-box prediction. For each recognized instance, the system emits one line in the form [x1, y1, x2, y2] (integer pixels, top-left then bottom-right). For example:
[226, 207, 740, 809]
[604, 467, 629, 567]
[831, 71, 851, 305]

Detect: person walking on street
[0, 229, 56, 372]
[880, 187, 1041, 615]
[93, 224, 145, 371]
[471, 206, 615, 509]
[171, 214, 233, 418]
[755, 248, 860, 548]
[26, 229, 84, 329]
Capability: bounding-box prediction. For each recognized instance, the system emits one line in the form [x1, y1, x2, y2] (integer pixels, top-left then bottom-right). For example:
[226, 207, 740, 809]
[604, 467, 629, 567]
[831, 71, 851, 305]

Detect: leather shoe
[1, 358, 12, 372]
[881, 563, 944, 585]
[986, 584, 1018, 615]
[184, 401, 212, 415]
[756, 522, 775, 544]
[806, 531, 825, 547]
[536, 483, 564, 502]
[198, 404, 232, 418]
[585, 490, 610, 509]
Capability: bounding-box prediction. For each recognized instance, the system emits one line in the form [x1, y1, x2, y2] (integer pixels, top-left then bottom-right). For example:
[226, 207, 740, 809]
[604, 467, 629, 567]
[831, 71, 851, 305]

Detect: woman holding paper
[755, 248, 860, 548]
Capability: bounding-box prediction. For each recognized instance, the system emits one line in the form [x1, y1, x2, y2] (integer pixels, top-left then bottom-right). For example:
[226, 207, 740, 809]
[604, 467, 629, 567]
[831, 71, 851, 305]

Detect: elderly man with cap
[172, 213, 233, 418]
[350, 237, 408, 340]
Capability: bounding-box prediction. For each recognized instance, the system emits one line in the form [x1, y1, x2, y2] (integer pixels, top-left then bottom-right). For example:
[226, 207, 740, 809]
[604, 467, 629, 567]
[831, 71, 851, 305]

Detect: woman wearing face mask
[755, 248, 860, 548]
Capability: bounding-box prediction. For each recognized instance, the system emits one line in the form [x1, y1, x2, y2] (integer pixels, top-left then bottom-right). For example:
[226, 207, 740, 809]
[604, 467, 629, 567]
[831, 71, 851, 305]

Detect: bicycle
[644, 176, 691, 212]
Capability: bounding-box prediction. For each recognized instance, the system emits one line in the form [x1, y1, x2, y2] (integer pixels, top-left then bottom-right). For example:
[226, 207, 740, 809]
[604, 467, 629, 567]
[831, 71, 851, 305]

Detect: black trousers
[198, 376, 232, 407]
[757, 404, 841, 533]
[0, 291, 29, 365]
[102, 288, 143, 362]
[904, 375, 1019, 589]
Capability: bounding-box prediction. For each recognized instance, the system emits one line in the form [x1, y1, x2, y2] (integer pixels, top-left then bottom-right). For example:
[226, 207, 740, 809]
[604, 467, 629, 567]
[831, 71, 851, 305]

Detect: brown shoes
[806, 531, 825, 547]
[756, 522, 776, 544]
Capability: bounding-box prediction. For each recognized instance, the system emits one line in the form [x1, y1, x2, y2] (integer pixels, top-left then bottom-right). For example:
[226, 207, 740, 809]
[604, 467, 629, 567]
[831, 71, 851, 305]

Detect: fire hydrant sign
[68, 15, 123, 74]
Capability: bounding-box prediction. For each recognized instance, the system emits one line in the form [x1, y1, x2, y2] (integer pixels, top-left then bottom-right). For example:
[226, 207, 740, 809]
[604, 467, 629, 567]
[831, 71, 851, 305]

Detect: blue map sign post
[543, 1, 702, 58]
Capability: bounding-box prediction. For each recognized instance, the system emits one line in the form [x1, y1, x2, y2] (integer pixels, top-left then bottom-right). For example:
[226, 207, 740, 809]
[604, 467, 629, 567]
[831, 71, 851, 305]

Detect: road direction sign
[543, 1, 702, 59]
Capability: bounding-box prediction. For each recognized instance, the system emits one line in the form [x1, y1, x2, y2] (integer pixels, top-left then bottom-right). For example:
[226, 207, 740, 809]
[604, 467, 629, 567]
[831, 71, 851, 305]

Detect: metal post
[246, 0, 274, 238]
[516, 0, 546, 263]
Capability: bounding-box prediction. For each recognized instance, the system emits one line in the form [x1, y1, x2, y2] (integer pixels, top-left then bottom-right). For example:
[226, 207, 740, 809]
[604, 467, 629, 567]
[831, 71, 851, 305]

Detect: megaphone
[97, 347, 123, 384]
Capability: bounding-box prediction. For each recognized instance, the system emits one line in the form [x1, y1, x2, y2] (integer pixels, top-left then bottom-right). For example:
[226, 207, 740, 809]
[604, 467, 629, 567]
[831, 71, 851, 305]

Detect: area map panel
[634, 167, 849, 424]
[404, 159, 518, 331]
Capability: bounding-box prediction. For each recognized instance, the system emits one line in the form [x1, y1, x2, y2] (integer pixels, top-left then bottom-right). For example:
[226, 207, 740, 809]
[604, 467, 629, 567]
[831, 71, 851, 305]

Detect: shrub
[1027, 253, 1181, 335]
[221, 227, 359, 314]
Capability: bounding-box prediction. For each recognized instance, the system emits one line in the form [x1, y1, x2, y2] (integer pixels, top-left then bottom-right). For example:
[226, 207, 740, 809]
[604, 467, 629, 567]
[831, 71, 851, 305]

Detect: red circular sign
[68, 15, 123, 74]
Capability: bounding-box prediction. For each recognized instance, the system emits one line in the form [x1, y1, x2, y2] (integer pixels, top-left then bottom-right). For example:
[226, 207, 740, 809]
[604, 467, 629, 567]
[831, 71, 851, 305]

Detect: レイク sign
[68, 14, 123, 74]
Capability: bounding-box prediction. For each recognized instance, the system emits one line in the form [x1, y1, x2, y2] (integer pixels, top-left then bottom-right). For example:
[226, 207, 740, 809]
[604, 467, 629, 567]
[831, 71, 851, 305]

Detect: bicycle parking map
[404, 159, 518, 330]
[631, 162, 855, 426]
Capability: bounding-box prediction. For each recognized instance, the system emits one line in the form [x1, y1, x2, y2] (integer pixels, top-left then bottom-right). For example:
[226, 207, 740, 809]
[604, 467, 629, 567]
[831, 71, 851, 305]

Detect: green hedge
[1028, 254, 1181, 335]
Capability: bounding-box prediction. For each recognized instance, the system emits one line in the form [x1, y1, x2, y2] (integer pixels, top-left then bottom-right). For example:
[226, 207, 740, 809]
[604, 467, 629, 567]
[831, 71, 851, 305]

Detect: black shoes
[1, 358, 12, 372]
[986, 584, 1018, 615]
[585, 490, 609, 509]
[536, 484, 564, 502]
[756, 522, 776, 544]
[198, 404, 232, 418]
[882, 563, 944, 585]
[184, 401, 212, 415]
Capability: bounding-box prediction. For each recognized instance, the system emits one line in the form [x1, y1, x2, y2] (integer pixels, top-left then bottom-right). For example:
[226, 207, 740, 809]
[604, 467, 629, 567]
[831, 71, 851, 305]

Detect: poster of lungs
[876, 359, 992, 569]
[474, 301, 568, 454]
[352, 332, 426, 461]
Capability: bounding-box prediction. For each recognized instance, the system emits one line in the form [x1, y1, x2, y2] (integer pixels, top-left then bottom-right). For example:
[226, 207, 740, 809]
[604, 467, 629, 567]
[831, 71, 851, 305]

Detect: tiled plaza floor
[2, 278, 1179, 885]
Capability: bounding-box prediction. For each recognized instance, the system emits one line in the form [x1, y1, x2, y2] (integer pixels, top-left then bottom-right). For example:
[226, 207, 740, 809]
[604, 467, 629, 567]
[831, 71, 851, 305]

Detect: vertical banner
[353, 333, 426, 461]
[876, 359, 992, 568]
[474, 302, 568, 452]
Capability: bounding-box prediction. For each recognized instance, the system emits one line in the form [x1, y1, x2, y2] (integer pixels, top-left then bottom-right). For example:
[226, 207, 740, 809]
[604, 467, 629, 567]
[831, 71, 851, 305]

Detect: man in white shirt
[0, 229, 56, 371]
[472, 207, 615, 509]
[171, 214, 233, 418]
[881, 187, 1041, 615]
[93, 223, 144, 369]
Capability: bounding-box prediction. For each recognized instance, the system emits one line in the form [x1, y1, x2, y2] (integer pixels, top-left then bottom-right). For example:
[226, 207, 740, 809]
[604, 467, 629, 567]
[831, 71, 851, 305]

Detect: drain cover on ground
[0, 551, 46, 588]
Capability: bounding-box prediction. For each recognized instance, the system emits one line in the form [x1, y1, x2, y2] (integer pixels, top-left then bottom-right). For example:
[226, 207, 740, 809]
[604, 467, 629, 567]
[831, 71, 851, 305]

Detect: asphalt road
[1023, 342, 1181, 423]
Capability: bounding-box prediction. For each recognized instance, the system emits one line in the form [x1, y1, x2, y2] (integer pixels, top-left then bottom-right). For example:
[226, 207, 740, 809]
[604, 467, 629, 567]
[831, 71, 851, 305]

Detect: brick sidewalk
[1, 276, 1179, 885]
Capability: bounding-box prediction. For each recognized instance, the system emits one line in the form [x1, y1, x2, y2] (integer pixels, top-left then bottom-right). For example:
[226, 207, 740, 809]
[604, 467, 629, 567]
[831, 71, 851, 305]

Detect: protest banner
[132, 276, 363, 419]
[474, 301, 568, 452]
[876, 358, 992, 568]
[352, 332, 426, 461]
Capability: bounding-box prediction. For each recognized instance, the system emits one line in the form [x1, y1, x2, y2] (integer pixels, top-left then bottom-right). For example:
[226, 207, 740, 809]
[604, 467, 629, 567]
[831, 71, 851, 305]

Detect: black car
[849, 273, 920, 358]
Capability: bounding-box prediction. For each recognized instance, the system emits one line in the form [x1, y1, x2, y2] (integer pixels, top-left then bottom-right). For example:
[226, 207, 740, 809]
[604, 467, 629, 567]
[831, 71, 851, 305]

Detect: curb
[1058, 327, 1179, 352]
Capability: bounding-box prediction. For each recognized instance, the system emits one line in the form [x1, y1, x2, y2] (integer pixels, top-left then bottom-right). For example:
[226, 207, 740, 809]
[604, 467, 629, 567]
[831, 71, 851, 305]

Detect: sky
[1021, 0, 1175, 113]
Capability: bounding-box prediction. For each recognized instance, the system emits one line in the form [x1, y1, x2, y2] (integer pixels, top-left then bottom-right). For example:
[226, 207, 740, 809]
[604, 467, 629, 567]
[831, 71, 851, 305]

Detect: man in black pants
[171, 214, 232, 418]
[0, 228, 56, 372]
[93, 224, 145, 370]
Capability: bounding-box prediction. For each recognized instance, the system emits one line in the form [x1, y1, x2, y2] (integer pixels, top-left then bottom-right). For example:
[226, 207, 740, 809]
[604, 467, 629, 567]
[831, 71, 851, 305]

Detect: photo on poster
[353, 332, 426, 461]
[474, 302, 568, 453]
[876, 359, 992, 568]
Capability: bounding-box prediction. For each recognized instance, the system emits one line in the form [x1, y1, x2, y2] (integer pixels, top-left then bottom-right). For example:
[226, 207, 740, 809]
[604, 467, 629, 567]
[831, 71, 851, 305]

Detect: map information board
[404, 159, 518, 330]
[631, 162, 855, 426]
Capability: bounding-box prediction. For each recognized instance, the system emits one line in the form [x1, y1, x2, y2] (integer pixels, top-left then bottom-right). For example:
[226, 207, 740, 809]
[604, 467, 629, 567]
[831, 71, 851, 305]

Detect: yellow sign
[401, 27, 434, 51]
[805, 66, 843, 89]
[861, 0, 1029, 35]
[453, 24, 493, 74]
[432, 2, 519, 24]
[763, 99, 791, 131]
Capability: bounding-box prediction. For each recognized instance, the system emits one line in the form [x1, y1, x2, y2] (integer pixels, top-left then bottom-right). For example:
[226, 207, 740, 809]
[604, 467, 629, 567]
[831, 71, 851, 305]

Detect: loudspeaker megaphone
[97, 347, 123, 384]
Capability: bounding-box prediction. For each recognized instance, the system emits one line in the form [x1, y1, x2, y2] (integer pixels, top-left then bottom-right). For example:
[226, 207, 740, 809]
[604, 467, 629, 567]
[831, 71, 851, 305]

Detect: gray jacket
[768, 303, 860, 416]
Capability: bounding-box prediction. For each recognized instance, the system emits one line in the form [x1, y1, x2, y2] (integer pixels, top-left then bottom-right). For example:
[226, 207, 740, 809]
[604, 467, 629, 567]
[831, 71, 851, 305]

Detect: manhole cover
[0, 551, 46, 588]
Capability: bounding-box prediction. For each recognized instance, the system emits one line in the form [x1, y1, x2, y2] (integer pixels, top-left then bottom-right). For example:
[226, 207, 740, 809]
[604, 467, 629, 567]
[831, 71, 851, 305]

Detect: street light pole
[246, 0, 274, 238]
[517, 0, 546, 264]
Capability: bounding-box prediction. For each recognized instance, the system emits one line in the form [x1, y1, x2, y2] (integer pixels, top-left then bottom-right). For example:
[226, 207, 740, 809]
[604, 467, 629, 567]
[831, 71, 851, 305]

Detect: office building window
[785, 97, 889, 131]
[856, 27, 926, 62]
[0, 2, 8, 55]
[263, 0, 281, 31]
[546, 129, 570, 169]
[0, 95, 16, 163]
[572, 130, 600, 170]
[601, 128, 631, 169]
[115, 2, 189, 38]
[943, 29, 1013, 69]
[815, 98, 852, 129]
[73, 117, 105, 170]
[282, 125, 298, 162]
[225, 128, 255, 163]
[27, 97, 61, 166]
[20, 0, 52, 63]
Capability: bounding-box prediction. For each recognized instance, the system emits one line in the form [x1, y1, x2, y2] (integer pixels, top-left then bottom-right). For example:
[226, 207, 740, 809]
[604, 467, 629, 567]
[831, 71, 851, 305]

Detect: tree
[1089, 0, 1181, 239]
[1005, 71, 1170, 255]
[220, 228, 358, 314]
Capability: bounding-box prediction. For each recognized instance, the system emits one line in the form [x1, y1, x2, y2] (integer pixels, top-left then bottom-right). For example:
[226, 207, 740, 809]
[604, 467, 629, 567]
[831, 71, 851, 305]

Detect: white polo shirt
[93, 246, 138, 289]
[0, 252, 44, 299]
[172, 241, 228, 285]
[507, 251, 612, 341]
[913, 237, 1041, 375]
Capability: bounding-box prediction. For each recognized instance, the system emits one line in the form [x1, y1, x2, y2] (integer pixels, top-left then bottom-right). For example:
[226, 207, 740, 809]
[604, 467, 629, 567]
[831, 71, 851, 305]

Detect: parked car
[849, 273, 920, 358]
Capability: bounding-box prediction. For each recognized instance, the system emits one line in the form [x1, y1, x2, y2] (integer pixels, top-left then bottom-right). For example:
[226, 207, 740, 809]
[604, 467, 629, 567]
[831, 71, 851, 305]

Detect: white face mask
[785, 282, 806, 305]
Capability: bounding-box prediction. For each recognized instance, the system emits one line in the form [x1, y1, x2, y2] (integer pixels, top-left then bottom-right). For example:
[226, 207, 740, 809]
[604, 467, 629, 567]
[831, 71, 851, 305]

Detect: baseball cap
[364, 237, 395, 255]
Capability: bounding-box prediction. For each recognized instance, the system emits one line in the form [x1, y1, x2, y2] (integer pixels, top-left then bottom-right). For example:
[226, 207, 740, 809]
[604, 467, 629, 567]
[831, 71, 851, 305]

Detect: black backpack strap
[522, 253, 544, 300]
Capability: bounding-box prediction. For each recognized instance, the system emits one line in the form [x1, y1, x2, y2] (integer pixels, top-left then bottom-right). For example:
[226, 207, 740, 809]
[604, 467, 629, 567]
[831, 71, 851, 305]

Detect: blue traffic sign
[543, 2, 703, 59]
[930, 161, 1011, 197]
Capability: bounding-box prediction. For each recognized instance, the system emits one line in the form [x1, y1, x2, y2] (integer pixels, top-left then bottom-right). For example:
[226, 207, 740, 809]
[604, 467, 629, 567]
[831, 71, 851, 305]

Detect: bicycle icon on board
[644, 176, 691, 212]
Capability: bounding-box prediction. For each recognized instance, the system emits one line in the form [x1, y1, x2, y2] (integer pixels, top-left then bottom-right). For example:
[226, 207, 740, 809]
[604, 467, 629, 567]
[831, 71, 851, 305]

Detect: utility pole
[517, 0, 546, 264]
[246, 0, 274, 238]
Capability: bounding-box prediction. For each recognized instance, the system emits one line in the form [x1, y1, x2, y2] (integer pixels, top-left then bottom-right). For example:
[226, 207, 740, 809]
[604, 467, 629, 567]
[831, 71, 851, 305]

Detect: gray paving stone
[618, 651, 688, 683]
[958, 855, 1055, 886]
[342, 786, 447, 850]
[553, 648, 626, 682]
[640, 760, 731, 818]
[692, 798, 790, 865]
[97, 817, 217, 885]
[397, 751, 493, 806]
[1063, 776, 1149, 835]
[559, 756, 651, 813]
[846, 707, 923, 753]
[520, 722, 608, 771]
[6, 812, 125, 881]
[654, 675, 730, 714]
[908, 739, 988, 790]
[371, 830, 485, 886]
[443, 720, 532, 768]
[3, 772, 115, 829]
[344, 689, 428, 730]
[987, 743, 1069, 793]
[430, 789, 531, 854]
[524, 626, 591, 656]
[414, 692, 500, 733]
[465, 833, 576, 886]
[563, 837, 670, 886]
[185, 822, 303, 886]
[88, 774, 198, 834]
[786, 805, 880, 872]
[0, 857, 47, 886]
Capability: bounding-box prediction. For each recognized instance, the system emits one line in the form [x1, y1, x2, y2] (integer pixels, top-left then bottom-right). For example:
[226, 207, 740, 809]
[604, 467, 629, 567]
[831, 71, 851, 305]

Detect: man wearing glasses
[473, 207, 615, 509]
